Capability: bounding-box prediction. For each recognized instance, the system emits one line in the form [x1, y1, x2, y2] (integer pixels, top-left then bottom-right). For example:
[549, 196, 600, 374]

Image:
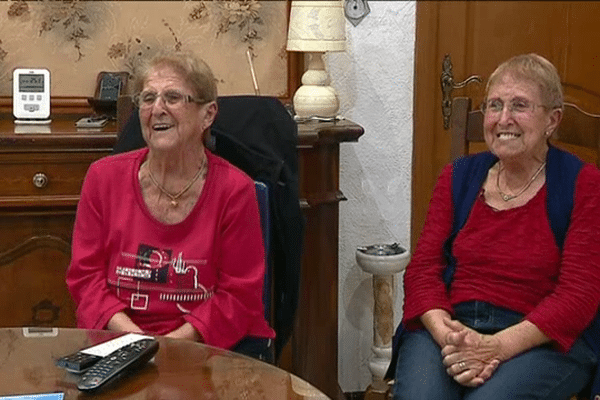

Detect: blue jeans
[392, 301, 597, 400]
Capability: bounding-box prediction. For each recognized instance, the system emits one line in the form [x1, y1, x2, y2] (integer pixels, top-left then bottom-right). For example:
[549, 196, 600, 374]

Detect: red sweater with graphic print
[67, 148, 275, 350]
[402, 162, 600, 352]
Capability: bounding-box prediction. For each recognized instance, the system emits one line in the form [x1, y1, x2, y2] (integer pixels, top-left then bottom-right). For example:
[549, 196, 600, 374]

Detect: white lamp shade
[286, 0, 346, 53]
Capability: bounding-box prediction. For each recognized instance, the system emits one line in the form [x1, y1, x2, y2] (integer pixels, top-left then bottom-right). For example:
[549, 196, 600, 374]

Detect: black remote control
[56, 352, 103, 373]
[77, 338, 159, 392]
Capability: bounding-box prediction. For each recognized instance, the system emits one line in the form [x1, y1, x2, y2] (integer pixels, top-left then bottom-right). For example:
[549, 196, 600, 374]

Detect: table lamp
[286, 0, 346, 118]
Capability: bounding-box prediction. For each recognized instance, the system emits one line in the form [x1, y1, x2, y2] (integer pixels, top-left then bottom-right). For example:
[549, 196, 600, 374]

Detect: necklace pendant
[170, 200, 178, 207]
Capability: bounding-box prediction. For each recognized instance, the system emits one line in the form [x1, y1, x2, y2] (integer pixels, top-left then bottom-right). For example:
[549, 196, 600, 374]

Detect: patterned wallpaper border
[0, 0, 292, 99]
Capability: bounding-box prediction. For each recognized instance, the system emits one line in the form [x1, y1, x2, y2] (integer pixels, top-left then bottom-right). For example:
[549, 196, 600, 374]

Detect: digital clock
[13, 68, 51, 123]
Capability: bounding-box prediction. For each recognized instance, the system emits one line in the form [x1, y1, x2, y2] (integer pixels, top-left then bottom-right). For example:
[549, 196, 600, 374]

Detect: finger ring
[459, 361, 466, 370]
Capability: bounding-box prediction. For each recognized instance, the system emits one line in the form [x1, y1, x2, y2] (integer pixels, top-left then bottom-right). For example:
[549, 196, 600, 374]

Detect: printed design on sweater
[110, 243, 213, 312]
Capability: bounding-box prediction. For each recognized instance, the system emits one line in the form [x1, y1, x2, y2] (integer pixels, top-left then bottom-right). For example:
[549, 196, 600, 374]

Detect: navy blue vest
[444, 146, 580, 285]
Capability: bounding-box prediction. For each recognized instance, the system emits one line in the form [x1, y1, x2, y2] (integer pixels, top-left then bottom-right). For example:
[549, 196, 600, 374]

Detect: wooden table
[0, 327, 331, 399]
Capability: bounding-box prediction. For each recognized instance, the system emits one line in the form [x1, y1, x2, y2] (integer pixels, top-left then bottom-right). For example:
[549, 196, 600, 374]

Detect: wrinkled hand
[441, 318, 502, 387]
[165, 322, 203, 342]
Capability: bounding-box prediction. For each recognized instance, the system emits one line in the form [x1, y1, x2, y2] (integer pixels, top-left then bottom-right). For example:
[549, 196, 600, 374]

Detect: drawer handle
[32, 172, 49, 189]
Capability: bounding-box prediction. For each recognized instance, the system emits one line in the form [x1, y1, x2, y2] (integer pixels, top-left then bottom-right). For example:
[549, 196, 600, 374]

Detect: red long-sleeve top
[67, 148, 275, 350]
[402, 162, 600, 352]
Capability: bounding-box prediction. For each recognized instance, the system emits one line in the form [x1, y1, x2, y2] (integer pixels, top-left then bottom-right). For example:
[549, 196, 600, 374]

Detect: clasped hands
[108, 312, 202, 342]
[440, 318, 503, 387]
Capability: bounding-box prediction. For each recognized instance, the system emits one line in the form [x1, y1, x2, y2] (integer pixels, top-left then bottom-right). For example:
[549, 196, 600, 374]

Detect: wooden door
[412, 1, 600, 247]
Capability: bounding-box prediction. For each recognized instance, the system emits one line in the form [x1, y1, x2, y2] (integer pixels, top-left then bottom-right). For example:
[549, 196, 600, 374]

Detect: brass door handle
[440, 54, 482, 129]
[452, 75, 482, 89]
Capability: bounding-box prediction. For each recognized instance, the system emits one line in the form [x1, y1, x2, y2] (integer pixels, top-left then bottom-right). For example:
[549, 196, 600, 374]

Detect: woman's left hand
[441, 318, 503, 386]
[165, 322, 203, 342]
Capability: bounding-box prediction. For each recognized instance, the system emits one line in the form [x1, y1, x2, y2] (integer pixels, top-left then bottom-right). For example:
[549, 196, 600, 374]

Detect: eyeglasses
[481, 98, 548, 116]
[134, 90, 205, 109]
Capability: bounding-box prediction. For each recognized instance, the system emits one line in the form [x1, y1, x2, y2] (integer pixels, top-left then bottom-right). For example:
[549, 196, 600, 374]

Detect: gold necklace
[147, 157, 207, 207]
[496, 161, 546, 202]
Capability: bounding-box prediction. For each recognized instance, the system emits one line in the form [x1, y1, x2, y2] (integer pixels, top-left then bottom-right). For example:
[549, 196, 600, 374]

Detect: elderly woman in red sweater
[66, 51, 274, 362]
[390, 53, 600, 399]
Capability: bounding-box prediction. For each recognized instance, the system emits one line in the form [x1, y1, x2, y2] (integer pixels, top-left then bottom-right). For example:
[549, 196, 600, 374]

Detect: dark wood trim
[344, 391, 365, 400]
[286, 51, 304, 103]
[0, 97, 92, 115]
[411, 2, 441, 248]
[297, 120, 364, 146]
[0, 235, 70, 266]
[285, 0, 303, 103]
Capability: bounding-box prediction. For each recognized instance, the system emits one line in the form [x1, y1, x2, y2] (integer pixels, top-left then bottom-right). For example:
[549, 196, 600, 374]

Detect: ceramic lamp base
[292, 84, 339, 118]
[292, 52, 340, 118]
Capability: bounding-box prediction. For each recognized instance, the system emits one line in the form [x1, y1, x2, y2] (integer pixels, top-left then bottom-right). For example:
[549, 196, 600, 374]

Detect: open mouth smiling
[152, 123, 174, 131]
[497, 132, 521, 140]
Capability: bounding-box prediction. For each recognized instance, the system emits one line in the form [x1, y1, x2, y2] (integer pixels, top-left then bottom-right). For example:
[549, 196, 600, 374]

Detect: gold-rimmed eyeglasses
[133, 90, 205, 109]
[481, 98, 548, 116]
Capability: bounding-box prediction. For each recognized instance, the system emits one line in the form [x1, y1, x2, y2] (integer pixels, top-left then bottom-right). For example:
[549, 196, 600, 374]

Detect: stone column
[356, 243, 409, 387]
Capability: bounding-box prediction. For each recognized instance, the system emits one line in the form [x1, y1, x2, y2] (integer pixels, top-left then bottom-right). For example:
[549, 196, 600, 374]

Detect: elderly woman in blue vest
[389, 53, 600, 399]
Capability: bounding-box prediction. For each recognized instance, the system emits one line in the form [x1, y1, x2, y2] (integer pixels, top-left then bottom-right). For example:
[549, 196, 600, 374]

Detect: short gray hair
[486, 53, 563, 110]
[134, 51, 218, 103]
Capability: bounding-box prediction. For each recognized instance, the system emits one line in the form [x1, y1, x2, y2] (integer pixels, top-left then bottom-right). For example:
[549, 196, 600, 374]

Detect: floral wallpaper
[0, 0, 289, 97]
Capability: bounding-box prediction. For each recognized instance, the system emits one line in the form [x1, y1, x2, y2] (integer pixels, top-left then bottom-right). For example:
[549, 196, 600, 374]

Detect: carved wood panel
[0, 212, 76, 327]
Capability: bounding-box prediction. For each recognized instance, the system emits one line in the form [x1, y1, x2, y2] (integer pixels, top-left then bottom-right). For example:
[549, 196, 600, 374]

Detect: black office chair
[113, 95, 303, 362]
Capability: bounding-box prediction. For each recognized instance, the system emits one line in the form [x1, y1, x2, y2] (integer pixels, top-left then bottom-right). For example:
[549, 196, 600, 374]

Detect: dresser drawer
[0, 152, 110, 205]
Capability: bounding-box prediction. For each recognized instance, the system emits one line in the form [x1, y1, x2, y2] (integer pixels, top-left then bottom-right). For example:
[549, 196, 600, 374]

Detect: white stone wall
[327, 1, 416, 392]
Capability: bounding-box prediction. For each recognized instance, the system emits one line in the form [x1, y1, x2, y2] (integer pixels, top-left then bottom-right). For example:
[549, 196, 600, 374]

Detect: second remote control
[56, 352, 102, 373]
[77, 338, 159, 392]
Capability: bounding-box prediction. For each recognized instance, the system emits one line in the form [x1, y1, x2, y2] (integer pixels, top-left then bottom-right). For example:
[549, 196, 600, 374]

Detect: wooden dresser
[0, 116, 115, 328]
[0, 115, 363, 400]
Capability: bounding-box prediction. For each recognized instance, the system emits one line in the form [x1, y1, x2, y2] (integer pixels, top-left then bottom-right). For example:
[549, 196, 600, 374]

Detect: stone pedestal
[356, 243, 410, 391]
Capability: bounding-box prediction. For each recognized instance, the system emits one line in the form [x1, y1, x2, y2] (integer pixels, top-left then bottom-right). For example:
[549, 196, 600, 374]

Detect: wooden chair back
[116, 95, 135, 138]
[450, 97, 600, 167]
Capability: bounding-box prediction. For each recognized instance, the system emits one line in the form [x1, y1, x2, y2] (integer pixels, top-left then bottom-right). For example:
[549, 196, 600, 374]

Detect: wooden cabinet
[291, 120, 364, 400]
[0, 116, 363, 400]
[0, 117, 115, 328]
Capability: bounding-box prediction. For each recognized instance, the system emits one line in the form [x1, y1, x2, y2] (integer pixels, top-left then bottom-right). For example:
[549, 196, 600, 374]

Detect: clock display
[19, 74, 45, 93]
[13, 68, 51, 121]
